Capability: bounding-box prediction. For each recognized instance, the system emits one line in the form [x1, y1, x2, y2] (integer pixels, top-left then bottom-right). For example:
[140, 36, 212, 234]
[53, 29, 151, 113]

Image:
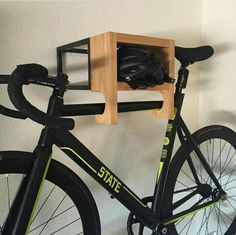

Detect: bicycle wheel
[162, 125, 236, 235]
[0, 151, 101, 235]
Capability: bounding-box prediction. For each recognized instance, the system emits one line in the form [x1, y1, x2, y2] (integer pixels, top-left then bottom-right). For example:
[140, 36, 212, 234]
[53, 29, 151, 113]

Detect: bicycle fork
[2, 134, 53, 235]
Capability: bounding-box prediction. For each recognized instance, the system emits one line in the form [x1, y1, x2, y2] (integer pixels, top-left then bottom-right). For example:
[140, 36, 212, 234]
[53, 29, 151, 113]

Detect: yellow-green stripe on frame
[60, 147, 97, 174]
[157, 162, 164, 179]
[164, 200, 222, 226]
[123, 186, 148, 208]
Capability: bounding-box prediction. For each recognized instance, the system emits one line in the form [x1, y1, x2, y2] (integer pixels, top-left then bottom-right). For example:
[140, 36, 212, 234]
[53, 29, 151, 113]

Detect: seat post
[175, 64, 189, 96]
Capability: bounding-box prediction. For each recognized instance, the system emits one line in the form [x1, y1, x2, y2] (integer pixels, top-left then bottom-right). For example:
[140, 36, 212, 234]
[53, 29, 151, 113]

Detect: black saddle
[175, 46, 214, 65]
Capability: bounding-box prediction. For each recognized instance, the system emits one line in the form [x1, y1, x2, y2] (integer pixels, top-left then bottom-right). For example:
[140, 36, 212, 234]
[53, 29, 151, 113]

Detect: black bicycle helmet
[117, 46, 169, 89]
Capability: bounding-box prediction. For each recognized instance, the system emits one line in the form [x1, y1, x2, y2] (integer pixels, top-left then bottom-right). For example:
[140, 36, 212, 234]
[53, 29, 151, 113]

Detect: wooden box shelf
[57, 32, 175, 124]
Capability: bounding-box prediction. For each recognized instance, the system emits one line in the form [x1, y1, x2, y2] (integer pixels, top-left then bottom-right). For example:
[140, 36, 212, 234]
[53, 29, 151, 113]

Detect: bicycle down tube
[53, 127, 156, 229]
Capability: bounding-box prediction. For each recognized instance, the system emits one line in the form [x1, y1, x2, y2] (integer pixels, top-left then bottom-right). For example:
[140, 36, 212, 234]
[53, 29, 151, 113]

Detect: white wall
[201, 0, 236, 131]
[0, 1, 203, 234]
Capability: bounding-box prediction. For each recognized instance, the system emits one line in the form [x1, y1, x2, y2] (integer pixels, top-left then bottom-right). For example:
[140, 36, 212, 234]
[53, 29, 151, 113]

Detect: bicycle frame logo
[98, 166, 122, 193]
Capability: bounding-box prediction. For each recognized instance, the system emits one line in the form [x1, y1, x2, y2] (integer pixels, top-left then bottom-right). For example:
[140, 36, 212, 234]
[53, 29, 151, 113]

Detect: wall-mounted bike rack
[57, 32, 175, 124]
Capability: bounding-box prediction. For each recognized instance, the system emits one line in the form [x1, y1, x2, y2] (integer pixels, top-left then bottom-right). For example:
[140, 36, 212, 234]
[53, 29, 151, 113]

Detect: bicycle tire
[162, 125, 236, 235]
[0, 151, 101, 235]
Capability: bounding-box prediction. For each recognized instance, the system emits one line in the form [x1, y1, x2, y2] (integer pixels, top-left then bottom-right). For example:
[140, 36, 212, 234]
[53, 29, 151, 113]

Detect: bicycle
[0, 45, 235, 235]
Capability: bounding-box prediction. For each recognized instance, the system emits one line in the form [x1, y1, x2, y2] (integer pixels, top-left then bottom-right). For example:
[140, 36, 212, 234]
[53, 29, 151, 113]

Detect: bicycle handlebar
[0, 75, 27, 119]
[7, 64, 75, 130]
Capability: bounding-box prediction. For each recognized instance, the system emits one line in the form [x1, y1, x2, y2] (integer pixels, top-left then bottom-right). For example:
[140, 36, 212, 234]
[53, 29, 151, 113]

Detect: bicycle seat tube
[151, 64, 188, 217]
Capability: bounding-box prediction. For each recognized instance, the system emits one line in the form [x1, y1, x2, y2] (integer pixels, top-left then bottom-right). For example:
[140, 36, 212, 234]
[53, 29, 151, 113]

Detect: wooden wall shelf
[57, 32, 175, 124]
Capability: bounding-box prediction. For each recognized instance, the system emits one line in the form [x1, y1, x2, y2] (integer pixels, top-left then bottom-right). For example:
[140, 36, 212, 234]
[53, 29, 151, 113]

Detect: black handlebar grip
[8, 64, 75, 130]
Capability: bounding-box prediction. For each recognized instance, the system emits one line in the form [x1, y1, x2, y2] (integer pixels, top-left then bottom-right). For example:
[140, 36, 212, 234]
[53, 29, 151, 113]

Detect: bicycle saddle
[175, 46, 214, 65]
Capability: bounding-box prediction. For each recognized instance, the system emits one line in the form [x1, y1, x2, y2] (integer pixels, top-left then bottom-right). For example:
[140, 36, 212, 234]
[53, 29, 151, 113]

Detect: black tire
[162, 125, 236, 235]
[0, 151, 101, 235]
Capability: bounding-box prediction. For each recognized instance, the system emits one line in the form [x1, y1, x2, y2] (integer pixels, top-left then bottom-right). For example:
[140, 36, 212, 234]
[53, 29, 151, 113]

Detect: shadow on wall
[199, 42, 235, 87]
[200, 42, 236, 131]
[111, 228, 128, 235]
[212, 42, 235, 57]
[209, 110, 236, 131]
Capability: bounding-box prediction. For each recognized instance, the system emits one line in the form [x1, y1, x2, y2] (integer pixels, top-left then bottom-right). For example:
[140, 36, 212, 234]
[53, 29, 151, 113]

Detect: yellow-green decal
[170, 107, 177, 120]
[167, 124, 173, 133]
[164, 200, 221, 226]
[157, 162, 164, 179]
[60, 147, 97, 174]
[98, 166, 122, 193]
[163, 137, 170, 146]
[123, 186, 148, 208]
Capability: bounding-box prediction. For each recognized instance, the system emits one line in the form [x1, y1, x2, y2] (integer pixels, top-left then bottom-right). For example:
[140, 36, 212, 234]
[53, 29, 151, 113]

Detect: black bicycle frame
[4, 66, 225, 235]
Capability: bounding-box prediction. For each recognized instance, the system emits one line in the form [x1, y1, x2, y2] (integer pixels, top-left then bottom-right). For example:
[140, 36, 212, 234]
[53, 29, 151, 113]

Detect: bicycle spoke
[190, 197, 206, 209]
[205, 204, 212, 235]
[221, 177, 236, 188]
[221, 156, 236, 178]
[205, 140, 227, 184]
[221, 168, 236, 182]
[192, 152, 207, 184]
[222, 161, 236, 190]
[214, 205, 233, 222]
[222, 167, 236, 179]
[193, 149, 212, 186]
[178, 214, 196, 234]
[176, 180, 191, 189]
[220, 145, 233, 176]
[29, 205, 76, 232]
[211, 139, 214, 170]
[215, 205, 229, 230]
[195, 205, 215, 235]
[50, 218, 81, 235]
[180, 169, 196, 184]
[197, 205, 208, 235]
[173, 189, 199, 210]
[185, 214, 196, 235]
[174, 186, 198, 194]
[176, 217, 185, 226]
[31, 185, 56, 224]
[6, 174, 11, 232]
[38, 194, 67, 234]
[227, 196, 236, 202]
[6, 175, 11, 214]
[216, 203, 223, 235]
[226, 199, 236, 211]
[225, 185, 236, 192]
[219, 140, 222, 185]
